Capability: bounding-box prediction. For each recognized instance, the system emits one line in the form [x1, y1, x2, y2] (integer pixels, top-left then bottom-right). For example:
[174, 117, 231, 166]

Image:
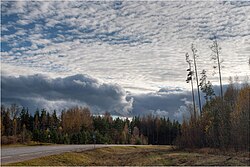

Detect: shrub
[1, 135, 18, 145]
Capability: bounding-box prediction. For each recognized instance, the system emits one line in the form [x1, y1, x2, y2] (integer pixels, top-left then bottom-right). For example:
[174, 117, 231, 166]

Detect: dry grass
[1, 142, 54, 148]
[6, 146, 250, 166]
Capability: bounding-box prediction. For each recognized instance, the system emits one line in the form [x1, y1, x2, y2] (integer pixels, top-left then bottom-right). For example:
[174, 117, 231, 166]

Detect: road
[1, 144, 129, 164]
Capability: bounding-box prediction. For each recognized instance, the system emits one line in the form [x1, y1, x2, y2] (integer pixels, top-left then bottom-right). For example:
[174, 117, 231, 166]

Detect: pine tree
[199, 69, 215, 102]
[34, 109, 40, 130]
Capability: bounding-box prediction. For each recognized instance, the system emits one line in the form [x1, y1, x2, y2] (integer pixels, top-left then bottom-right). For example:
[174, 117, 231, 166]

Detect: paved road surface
[1, 144, 130, 164]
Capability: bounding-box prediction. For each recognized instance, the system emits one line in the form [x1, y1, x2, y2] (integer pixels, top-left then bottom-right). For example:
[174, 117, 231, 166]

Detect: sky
[1, 1, 250, 120]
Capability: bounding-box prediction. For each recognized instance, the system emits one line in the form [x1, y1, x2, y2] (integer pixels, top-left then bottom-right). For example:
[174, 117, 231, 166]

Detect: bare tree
[185, 53, 196, 118]
[191, 44, 202, 114]
[210, 40, 223, 99]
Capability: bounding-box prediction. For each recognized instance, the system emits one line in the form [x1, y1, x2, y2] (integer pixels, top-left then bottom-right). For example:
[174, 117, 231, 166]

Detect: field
[6, 146, 250, 166]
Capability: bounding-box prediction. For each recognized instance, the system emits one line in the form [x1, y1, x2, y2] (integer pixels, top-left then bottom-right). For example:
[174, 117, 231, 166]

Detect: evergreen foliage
[1, 106, 180, 145]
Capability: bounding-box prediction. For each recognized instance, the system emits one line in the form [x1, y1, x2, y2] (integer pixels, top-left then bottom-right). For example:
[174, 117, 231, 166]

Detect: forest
[1, 105, 180, 145]
[176, 80, 249, 151]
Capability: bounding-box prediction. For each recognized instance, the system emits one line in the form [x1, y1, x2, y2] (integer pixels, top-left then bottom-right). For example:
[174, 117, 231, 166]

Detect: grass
[1, 142, 55, 148]
[5, 146, 250, 166]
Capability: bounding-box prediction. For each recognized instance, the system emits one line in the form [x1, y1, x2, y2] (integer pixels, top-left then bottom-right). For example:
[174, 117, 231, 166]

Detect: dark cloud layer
[1, 74, 234, 121]
[1, 74, 192, 120]
[130, 92, 189, 120]
[1, 74, 133, 116]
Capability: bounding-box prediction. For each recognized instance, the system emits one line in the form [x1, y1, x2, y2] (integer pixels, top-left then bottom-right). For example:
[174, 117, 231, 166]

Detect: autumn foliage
[176, 82, 249, 151]
[1, 105, 180, 145]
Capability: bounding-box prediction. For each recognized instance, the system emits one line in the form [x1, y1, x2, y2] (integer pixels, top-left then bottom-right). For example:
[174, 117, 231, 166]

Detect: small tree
[10, 104, 19, 136]
[224, 77, 238, 109]
[199, 69, 215, 102]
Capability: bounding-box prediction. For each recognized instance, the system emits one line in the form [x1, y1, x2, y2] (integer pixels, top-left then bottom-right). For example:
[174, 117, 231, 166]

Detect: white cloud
[174, 105, 189, 120]
[153, 109, 169, 117]
[16, 19, 30, 25]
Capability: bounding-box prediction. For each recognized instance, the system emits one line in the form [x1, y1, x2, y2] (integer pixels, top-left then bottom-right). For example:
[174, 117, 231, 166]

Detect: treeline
[178, 40, 250, 151]
[1, 105, 180, 145]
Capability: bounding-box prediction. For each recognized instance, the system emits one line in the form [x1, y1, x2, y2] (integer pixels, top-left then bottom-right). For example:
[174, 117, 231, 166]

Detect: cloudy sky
[1, 1, 250, 120]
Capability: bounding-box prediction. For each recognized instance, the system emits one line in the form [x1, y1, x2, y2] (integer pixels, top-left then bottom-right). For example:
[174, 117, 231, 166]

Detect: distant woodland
[1, 104, 180, 145]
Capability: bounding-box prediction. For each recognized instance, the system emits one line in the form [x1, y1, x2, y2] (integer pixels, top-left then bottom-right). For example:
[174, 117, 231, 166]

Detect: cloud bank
[1, 74, 133, 116]
[1, 74, 193, 120]
[2, 73, 239, 121]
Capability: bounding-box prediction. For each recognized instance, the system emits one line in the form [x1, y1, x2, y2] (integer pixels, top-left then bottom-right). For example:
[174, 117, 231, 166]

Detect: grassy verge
[6, 146, 250, 166]
[1, 142, 55, 148]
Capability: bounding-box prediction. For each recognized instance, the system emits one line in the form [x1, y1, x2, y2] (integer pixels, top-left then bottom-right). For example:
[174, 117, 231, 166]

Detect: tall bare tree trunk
[210, 40, 223, 99]
[186, 53, 196, 118]
[191, 44, 202, 114]
[215, 41, 223, 99]
[190, 72, 196, 118]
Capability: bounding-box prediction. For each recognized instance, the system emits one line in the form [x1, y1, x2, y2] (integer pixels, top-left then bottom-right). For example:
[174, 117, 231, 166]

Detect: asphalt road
[1, 144, 128, 164]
